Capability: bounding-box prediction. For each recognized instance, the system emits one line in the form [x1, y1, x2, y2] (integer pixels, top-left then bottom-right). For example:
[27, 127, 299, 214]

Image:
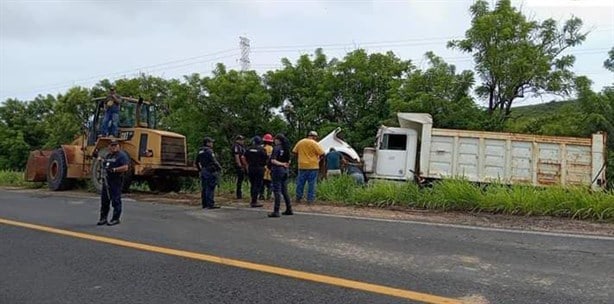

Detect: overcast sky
[1, 0, 613, 106]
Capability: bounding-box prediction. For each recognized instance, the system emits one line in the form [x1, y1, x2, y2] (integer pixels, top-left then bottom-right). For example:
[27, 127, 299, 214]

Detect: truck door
[376, 133, 408, 178]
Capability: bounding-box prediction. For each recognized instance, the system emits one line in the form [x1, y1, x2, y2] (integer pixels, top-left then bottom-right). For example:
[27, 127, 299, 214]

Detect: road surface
[1, 189, 612, 303]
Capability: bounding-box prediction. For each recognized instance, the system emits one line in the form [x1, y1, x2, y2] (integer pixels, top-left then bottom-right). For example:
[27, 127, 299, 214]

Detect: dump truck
[25, 96, 198, 193]
[361, 113, 607, 189]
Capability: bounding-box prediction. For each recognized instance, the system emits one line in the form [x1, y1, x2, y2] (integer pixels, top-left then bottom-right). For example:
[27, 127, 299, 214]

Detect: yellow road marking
[0, 217, 463, 304]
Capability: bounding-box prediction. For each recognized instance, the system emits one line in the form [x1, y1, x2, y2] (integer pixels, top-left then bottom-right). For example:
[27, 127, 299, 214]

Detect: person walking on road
[231, 135, 247, 199]
[243, 136, 267, 208]
[260, 133, 274, 200]
[97, 139, 129, 226]
[196, 137, 222, 209]
[268, 134, 293, 218]
[292, 130, 325, 204]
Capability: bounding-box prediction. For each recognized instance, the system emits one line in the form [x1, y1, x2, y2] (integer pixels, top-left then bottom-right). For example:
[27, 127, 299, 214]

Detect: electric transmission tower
[239, 36, 251, 71]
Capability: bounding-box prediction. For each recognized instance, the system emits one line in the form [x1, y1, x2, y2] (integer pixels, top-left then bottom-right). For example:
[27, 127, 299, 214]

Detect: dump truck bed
[422, 128, 607, 188]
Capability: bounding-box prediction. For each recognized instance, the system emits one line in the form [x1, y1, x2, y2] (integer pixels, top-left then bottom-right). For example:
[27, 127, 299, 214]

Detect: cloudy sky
[1, 0, 613, 106]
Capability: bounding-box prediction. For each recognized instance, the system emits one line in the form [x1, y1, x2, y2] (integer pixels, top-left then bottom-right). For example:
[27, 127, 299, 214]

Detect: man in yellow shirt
[292, 131, 325, 204]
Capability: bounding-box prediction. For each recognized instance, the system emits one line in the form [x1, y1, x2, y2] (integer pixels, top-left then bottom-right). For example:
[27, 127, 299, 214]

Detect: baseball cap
[308, 131, 318, 137]
[235, 135, 245, 140]
[109, 139, 120, 145]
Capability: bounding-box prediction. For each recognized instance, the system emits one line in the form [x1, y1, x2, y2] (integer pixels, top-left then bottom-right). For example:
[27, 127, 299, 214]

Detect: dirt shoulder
[4, 187, 613, 237]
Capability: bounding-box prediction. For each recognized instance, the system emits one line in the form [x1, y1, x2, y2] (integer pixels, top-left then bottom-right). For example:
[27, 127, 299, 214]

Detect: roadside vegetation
[3, 170, 612, 221]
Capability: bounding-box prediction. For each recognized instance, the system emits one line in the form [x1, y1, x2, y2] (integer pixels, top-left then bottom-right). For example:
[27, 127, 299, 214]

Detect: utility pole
[239, 36, 251, 71]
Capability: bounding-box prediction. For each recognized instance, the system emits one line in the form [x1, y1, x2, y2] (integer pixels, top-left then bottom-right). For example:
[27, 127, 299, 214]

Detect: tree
[390, 52, 484, 130]
[265, 48, 337, 143]
[604, 46, 614, 73]
[331, 50, 412, 150]
[448, 0, 587, 122]
[44, 87, 95, 148]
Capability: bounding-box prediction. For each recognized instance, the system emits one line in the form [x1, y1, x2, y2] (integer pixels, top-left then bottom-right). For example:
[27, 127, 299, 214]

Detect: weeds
[3, 170, 613, 221]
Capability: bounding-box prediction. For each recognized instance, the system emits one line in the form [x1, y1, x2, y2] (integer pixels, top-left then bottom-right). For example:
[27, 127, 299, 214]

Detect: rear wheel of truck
[147, 176, 181, 193]
[47, 149, 74, 191]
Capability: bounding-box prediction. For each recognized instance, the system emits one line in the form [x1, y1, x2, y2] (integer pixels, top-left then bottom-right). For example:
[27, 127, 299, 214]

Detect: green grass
[0, 170, 44, 188]
[3, 170, 613, 221]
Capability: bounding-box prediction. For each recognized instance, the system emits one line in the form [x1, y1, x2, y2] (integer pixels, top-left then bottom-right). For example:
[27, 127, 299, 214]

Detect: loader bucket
[24, 150, 53, 182]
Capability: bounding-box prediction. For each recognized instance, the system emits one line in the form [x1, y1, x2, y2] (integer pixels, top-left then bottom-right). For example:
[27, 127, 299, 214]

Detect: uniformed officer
[231, 135, 247, 199]
[97, 139, 129, 226]
[196, 137, 222, 209]
[268, 134, 293, 218]
[243, 136, 267, 208]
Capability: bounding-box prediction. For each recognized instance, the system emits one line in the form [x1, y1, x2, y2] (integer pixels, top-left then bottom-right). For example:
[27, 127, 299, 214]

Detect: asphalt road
[1, 189, 612, 304]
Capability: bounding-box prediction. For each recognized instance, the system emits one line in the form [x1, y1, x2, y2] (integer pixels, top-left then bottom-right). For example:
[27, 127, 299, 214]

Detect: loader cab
[86, 97, 157, 145]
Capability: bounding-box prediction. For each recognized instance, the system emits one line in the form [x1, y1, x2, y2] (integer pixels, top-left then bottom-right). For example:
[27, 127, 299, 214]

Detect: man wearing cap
[101, 86, 121, 137]
[243, 136, 267, 208]
[231, 135, 247, 199]
[292, 131, 325, 204]
[97, 139, 129, 226]
[196, 137, 222, 209]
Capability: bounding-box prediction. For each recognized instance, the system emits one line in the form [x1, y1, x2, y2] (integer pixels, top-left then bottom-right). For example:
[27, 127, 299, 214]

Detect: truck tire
[47, 149, 74, 191]
[91, 149, 133, 194]
[147, 176, 181, 193]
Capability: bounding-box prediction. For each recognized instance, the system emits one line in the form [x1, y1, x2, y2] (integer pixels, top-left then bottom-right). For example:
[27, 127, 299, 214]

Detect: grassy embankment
[4, 170, 612, 221]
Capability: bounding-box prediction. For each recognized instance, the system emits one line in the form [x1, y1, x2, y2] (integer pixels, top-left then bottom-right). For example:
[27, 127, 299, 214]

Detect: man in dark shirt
[243, 136, 267, 208]
[196, 137, 222, 209]
[325, 147, 343, 178]
[231, 135, 246, 199]
[97, 139, 129, 226]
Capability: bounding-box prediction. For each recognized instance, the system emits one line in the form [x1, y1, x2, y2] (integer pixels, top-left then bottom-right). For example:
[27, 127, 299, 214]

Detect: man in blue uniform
[196, 137, 222, 209]
[97, 139, 129, 226]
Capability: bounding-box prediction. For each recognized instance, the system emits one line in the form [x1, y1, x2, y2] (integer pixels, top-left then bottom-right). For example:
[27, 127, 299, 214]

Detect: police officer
[231, 135, 247, 199]
[268, 134, 293, 218]
[97, 139, 129, 226]
[243, 136, 267, 208]
[196, 137, 222, 209]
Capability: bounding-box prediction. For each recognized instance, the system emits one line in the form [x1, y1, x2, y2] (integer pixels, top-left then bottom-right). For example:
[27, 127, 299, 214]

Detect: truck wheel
[47, 149, 74, 191]
[147, 176, 181, 193]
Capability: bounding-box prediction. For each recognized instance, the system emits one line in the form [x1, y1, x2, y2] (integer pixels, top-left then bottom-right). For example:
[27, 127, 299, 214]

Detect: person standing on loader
[97, 139, 129, 226]
[196, 137, 222, 209]
[260, 133, 274, 200]
[101, 86, 121, 138]
[243, 136, 267, 208]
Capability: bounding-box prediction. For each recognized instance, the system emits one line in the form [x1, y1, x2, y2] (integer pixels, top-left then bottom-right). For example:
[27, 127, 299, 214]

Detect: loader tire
[47, 149, 74, 191]
[91, 149, 132, 194]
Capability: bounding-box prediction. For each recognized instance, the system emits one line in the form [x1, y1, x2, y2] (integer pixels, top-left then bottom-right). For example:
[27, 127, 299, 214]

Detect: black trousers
[235, 166, 245, 198]
[248, 166, 264, 204]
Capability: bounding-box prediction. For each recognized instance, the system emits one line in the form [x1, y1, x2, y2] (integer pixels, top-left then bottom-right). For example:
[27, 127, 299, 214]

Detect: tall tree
[448, 0, 586, 122]
[331, 50, 412, 149]
[265, 48, 336, 142]
[390, 51, 484, 130]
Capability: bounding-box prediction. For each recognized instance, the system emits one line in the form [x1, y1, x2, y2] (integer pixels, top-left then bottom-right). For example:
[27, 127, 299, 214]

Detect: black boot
[267, 212, 280, 218]
[96, 218, 108, 225]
